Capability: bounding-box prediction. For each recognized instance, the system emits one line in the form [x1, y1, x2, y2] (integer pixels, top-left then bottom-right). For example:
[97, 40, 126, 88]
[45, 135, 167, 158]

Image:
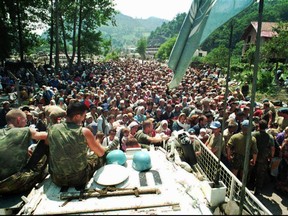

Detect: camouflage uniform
[0, 127, 47, 195]
[48, 122, 105, 187]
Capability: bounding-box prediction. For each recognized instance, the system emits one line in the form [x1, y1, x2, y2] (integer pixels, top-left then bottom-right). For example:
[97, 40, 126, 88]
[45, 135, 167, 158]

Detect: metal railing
[196, 137, 272, 215]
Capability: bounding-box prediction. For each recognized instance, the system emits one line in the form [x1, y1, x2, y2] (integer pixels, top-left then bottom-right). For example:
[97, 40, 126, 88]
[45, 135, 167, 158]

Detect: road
[252, 176, 288, 215]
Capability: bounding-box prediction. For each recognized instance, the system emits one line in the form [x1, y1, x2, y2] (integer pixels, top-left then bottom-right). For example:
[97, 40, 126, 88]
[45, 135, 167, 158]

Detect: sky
[113, 0, 192, 21]
[33, 0, 191, 35]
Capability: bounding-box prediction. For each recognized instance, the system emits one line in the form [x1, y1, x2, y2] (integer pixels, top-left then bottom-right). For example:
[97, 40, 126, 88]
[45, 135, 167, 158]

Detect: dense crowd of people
[0, 58, 288, 197]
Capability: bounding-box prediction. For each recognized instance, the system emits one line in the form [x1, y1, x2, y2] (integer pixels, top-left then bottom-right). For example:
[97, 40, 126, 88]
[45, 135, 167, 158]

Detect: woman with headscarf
[134, 106, 147, 124]
[171, 113, 190, 132]
[155, 120, 171, 137]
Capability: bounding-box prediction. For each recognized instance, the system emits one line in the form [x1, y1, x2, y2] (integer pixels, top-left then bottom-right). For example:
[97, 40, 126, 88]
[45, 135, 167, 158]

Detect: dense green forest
[1, 0, 287, 73]
[147, 0, 288, 52]
[99, 14, 166, 50]
[0, 0, 117, 70]
[145, 0, 288, 97]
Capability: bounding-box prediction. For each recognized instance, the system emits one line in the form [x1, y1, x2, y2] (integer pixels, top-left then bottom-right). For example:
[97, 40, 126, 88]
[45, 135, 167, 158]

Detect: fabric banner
[168, 0, 254, 89]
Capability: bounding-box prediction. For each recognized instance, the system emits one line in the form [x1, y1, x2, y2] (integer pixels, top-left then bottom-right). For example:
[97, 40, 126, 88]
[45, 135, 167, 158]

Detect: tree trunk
[60, 0, 77, 71]
[77, 0, 83, 65]
[55, 0, 60, 74]
[16, 0, 24, 62]
[49, 0, 54, 66]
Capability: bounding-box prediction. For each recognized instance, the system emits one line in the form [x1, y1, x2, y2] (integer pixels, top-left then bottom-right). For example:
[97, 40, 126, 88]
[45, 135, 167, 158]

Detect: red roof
[251, 21, 278, 38]
[241, 21, 278, 40]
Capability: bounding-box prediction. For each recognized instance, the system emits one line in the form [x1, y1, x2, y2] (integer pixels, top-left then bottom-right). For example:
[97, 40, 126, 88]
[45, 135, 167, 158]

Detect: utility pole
[239, 0, 264, 214]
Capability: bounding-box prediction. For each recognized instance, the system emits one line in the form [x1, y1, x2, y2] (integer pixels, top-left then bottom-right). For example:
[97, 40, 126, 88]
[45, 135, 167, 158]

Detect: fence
[195, 137, 272, 215]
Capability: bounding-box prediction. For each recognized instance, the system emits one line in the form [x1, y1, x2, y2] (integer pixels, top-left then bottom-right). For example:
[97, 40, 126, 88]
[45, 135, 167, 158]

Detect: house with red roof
[241, 21, 278, 56]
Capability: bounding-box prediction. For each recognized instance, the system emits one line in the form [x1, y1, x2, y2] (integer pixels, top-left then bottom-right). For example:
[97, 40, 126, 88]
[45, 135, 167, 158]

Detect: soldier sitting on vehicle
[46, 101, 106, 188]
[0, 109, 48, 195]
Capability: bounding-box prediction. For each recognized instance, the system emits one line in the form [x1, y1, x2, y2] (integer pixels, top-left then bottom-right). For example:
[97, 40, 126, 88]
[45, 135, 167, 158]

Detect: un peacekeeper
[134, 119, 169, 149]
[227, 120, 258, 180]
[46, 101, 106, 188]
[0, 109, 48, 195]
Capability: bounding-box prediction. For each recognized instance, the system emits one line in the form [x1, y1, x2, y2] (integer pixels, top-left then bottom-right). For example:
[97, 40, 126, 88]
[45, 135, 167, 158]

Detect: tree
[203, 45, 229, 68]
[241, 44, 256, 66]
[262, 22, 288, 64]
[0, 0, 49, 63]
[50, 0, 117, 69]
[155, 36, 176, 62]
[136, 37, 147, 63]
[147, 13, 185, 47]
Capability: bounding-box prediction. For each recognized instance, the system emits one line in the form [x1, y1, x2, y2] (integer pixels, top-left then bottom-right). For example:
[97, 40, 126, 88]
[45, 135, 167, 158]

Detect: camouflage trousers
[0, 156, 48, 195]
[249, 161, 269, 190]
[51, 155, 106, 188]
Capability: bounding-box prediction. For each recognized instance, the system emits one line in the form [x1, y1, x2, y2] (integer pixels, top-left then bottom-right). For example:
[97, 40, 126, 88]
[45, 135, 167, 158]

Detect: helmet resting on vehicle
[132, 151, 152, 171]
[106, 150, 127, 166]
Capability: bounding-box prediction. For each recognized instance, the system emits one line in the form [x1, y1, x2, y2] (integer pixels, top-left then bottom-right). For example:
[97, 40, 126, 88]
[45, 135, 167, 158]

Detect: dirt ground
[251, 175, 288, 215]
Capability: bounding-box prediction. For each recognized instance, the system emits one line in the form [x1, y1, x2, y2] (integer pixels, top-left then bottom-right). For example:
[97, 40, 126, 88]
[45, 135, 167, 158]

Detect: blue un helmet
[132, 151, 152, 172]
[106, 150, 127, 166]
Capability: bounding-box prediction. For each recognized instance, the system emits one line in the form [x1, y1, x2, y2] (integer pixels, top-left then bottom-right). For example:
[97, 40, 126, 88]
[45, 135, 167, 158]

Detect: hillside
[99, 13, 167, 49]
[147, 1, 288, 51]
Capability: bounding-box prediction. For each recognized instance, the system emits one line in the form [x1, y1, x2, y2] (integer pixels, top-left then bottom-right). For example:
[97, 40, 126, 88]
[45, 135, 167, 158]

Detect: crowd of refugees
[0, 58, 288, 198]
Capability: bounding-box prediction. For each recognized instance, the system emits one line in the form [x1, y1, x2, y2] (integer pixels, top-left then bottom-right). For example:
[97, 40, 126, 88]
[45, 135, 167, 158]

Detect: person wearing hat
[276, 107, 288, 132]
[46, 101, 106, 188]
[84, 113, 97, 136]
[97, 105, 109, 136]
[223, 119, 238, 169]
[86, 104, 98, 122]
[0, 109, 48, 195]
[0, 101, 11, 128]
[227, 119, 258, 180]
[205, 121, 224, 159]
[263, 98, 277, 121]
[232, 109, 246, 133]
[261, 101, 273, 128]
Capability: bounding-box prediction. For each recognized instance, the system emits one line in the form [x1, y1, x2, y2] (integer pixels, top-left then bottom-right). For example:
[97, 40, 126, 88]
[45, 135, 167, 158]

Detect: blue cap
[101, 103, 109, 111]
[188, 128, 195, 134]
[241, 120, 249, 127]
[210, 121, 221, 129]
[278, 107, 288, 114]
